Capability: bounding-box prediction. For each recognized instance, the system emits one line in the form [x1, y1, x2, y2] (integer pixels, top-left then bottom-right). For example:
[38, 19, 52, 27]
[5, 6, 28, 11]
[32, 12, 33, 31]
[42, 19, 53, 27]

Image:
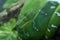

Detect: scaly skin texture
[16, 0, 60, 40]
[45, 5, 60, 39]
[17, 0, 47, 40]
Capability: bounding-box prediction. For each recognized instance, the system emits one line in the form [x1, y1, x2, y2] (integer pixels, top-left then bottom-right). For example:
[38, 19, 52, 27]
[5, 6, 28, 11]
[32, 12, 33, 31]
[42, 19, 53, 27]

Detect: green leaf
[0, 30, 17, 40]
[0, 18, 16, 31]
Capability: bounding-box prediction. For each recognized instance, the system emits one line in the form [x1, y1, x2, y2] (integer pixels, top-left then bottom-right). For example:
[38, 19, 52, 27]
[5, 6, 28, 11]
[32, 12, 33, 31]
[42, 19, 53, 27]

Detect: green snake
[0, 0, 60, 40]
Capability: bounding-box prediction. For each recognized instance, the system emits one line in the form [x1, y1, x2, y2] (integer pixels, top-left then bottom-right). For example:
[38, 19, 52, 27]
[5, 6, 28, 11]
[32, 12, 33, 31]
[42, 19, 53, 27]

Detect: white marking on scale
[56, 12, 60, 16]
[45, 13, 48, 15]
[34, 27, 39, 31]
[51, 24, 57, 28]
[50, 6, 55, 9]
[39, 10, 41, 12]
[48, 0, 60, 3]
[47, 28, 50, 32]
[36, 29, 39, 31]
[33, 20, 39, 31]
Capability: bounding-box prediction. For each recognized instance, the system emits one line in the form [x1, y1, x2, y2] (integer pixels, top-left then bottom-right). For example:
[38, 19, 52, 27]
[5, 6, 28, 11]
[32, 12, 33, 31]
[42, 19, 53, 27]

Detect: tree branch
[0, 0, 24, 17]
[0, 0, 24, 24]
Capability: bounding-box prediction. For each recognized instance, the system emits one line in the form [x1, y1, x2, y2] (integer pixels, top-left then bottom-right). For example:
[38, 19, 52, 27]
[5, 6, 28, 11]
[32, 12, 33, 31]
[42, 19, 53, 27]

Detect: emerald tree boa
[0, 0, 60, 40]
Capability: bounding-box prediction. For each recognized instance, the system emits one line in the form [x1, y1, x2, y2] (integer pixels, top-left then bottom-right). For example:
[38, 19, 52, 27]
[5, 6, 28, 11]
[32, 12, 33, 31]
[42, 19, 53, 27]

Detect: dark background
[0, 0, 6, 12]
